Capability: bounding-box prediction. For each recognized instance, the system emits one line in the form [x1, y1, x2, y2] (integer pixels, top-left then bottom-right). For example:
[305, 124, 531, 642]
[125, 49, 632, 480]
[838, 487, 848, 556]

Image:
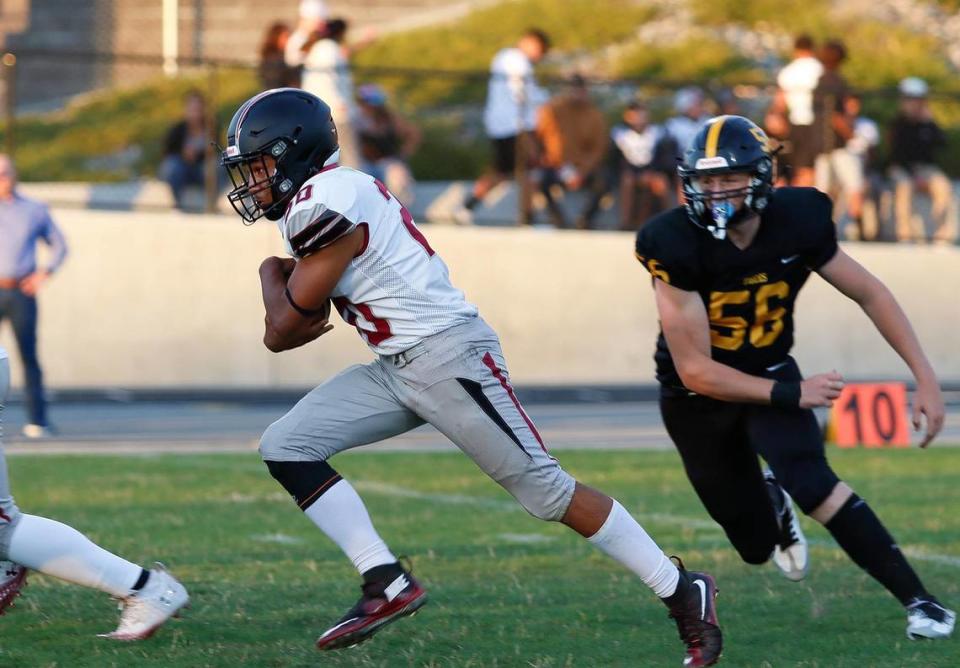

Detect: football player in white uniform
[0, 346, 189, 638]
[221, 88, 723, 666]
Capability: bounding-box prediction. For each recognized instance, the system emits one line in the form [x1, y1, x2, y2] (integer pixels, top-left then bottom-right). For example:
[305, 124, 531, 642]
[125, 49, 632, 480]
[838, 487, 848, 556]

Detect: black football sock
[825, 494, 929, 606]
[362, 562, 403, 585]
[131, 568, 150, 591]
[661, 567, 691, 608]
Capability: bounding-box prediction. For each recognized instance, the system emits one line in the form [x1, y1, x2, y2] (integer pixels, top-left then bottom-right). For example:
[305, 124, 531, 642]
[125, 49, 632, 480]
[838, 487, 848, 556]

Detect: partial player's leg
[748, 358, 955, 639]
[661, 392, 780, 565]
[258, 362, 428, 650]
[0, 355, 188, 636]
[394, 323, 720, 666]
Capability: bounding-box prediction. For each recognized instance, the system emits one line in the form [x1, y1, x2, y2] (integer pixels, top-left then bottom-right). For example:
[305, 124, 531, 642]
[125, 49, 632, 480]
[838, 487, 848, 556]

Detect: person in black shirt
[888, 77, 955, 243]
[635, 115, 954, 640]
[159, 89, 212, 210]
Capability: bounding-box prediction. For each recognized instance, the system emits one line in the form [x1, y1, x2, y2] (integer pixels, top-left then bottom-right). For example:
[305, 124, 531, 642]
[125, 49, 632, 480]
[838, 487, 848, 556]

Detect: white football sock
[303, 479, 397, 575]
[7, 514, 142, 598]
[587, 500, 680, 598]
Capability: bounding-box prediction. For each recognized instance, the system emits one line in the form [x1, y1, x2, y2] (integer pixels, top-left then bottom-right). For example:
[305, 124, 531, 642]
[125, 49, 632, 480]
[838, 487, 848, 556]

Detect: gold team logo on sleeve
[635, 252, 671, 283]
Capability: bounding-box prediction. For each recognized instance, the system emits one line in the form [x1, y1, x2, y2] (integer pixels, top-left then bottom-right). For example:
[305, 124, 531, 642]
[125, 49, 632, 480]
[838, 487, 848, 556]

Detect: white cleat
[99, 563, 189, 641]
[765, 472, 808, 581]
[906, 599, 956, 640]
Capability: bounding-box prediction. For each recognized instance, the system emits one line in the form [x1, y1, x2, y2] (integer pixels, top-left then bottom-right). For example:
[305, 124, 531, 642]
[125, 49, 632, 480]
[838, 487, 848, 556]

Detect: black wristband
[284, 287, 328, 318]
[770, 380, 801, 409]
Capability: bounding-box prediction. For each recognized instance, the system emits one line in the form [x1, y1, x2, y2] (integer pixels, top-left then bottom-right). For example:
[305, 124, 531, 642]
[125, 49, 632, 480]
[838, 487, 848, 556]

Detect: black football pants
[659, 357, 840, 565]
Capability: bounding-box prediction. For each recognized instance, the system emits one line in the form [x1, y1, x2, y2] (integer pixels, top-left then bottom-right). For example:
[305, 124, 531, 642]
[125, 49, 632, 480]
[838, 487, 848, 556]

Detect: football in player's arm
[258, 233, 352, 352]
[636, 114, 954, 640]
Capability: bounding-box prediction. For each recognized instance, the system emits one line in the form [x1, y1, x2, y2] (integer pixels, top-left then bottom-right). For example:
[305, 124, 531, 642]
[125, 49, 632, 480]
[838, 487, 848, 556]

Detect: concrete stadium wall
[2, 208, 959, 390]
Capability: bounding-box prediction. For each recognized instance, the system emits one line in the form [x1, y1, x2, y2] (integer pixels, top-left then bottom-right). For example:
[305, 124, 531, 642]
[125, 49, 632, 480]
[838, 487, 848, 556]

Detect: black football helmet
[220, 88, 339, 223]
[678, 115, 774, 239]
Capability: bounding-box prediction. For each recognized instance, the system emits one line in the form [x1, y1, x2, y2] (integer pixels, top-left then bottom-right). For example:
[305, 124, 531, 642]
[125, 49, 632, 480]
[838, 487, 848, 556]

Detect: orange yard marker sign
[830, 383, 910, 448]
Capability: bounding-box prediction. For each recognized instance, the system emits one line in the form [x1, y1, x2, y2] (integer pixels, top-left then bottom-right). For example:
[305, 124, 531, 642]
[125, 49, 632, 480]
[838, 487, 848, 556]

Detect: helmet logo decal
[749, 126, 770, 151]
[695, 156, 729, 170]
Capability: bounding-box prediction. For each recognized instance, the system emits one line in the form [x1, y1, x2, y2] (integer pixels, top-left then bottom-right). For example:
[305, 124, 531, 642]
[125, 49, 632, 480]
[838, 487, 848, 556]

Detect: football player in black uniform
[635, 115, 955, 640]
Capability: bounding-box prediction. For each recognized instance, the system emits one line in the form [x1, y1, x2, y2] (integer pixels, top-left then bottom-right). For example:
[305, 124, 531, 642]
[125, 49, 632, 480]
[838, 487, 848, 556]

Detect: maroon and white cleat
[668, 562, 722, 667]
[0, 561, 27, 615]
[316, 566, 427, 650]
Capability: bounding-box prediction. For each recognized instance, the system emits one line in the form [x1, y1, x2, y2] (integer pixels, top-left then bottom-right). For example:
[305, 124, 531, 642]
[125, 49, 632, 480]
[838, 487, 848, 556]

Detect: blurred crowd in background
[149, 0, 953, 242]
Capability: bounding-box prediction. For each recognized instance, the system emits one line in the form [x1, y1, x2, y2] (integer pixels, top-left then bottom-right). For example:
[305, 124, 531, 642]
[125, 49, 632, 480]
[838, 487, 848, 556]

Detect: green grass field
[3, 448, 958, 667]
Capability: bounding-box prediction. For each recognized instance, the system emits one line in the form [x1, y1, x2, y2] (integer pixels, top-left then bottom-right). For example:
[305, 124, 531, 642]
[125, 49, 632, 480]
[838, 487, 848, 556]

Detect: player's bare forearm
[680, 358, 776, 403]
[654, 279, 841, 408]
[258, 257, 332, 353]
[655, 280, 775, 403]
[819, 248, 944, 443]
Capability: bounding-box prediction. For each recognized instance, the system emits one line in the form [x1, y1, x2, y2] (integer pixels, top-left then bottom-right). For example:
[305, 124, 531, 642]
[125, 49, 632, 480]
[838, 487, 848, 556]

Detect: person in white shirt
[299, 18, 361, 167]
[768, 35, 823, 186]
[610, 101, 673, 230]
[220, 87, 723, 664]
[284, 0, 328, 69]
[460, 29, 551, 224]
[0, 346, 188, 638]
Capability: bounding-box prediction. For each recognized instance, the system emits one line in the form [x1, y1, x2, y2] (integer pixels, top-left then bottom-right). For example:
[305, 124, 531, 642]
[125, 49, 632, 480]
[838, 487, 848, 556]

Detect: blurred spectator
[0, 155, 67, 438]
[610, 101, 673, 231]
[284, 0, 328, 69]
[159, 89, 212, 210]
[663, 87, 707, 200]
[460, 28, 551, 225]
[813, 40, 852, 198]
[300, 18, 360, 166]
[715, 88, 742, 116]
[532, 75, 608, 229]
[838, 92, 881, 240]
[259, 22, 300, 89]
[888, 78, 956, 243]
[356, 84, 422, 205]
[664, 87, 708, 162]
[770, 35, 823, 186]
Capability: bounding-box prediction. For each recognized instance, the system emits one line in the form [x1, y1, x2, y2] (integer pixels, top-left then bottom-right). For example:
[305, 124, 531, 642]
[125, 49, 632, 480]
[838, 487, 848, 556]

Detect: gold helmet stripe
[704, 115, 728, 158]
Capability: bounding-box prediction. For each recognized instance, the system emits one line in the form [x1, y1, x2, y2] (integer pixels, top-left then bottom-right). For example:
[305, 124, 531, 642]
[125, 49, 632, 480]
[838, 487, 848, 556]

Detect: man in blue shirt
[0, 155, 67, 437]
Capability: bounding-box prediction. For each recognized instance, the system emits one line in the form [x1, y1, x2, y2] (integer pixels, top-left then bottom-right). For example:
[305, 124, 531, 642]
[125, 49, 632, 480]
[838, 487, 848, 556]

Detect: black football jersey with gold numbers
[635, 187, 838, 389]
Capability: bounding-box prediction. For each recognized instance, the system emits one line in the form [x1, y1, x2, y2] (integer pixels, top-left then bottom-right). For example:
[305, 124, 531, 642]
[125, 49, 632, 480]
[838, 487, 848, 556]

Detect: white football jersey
[279, 164, 478, 355]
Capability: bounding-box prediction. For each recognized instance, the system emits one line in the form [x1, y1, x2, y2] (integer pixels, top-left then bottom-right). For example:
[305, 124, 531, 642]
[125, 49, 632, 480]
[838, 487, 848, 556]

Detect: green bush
[354, 0, 658, 108]
[408, 114, 488, 180]
[687, 0, 831, 33]
[2, 67, 259, 181]
[613, 35, 765, 84]
[842, 21, 956, 92]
